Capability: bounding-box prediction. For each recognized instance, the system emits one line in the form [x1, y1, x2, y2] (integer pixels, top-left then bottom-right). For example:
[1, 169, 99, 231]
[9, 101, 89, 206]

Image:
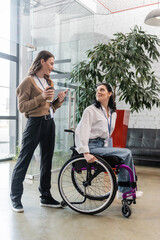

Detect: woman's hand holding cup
[42, 86, 54, 102]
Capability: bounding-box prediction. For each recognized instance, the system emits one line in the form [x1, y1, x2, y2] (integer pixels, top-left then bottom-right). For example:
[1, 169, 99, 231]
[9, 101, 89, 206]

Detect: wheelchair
[58, 130, 137, 218]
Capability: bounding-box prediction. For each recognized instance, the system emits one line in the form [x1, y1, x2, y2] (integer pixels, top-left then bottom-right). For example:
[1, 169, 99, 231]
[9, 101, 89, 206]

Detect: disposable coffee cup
[46, 87, 54, 102]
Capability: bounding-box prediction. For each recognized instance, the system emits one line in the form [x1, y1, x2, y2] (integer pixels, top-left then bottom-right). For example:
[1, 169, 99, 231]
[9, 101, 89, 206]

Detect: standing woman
[75, 83, 143, 199]
[10, 50, 68, 212]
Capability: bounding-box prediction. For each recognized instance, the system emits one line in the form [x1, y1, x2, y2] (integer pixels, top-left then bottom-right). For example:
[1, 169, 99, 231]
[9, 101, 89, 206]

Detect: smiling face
[96, 84, 112, 104]
[41, 57, 54, 75]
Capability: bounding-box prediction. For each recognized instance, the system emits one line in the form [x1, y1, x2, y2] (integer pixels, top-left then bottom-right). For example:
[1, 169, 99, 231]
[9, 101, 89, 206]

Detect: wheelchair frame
[58, 130, 137, 218]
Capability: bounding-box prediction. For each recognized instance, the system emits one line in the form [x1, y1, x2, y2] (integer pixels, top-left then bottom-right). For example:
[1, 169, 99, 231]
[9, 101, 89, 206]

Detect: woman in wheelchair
[75, 83, 143, 200]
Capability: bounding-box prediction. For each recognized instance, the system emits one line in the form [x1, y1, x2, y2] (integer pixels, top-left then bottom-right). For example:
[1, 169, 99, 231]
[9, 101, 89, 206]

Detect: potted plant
[70, 26, 160, 147]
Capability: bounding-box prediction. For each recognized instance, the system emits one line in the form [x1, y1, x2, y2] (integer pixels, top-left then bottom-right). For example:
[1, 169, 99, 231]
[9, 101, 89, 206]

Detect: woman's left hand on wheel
[84, 153, 97, 163]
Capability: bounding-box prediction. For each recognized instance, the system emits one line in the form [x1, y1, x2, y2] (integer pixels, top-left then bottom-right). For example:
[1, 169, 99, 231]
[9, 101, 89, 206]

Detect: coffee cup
[46, 87, 54, 102]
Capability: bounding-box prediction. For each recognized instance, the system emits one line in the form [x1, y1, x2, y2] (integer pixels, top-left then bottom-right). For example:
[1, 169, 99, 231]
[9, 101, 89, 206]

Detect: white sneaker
[117, 191, 143, 199]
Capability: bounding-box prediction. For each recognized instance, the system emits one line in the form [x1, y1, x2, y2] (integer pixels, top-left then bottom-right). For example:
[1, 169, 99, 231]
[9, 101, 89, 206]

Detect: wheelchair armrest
[70, 146, 78, 156]
[64, 129, 75, 134]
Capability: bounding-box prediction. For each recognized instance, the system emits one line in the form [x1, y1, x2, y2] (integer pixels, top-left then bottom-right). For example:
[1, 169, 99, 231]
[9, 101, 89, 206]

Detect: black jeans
[10, 117, 55, 202]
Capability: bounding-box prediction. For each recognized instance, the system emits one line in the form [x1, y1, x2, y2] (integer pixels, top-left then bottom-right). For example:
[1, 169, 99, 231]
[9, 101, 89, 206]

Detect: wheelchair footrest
[118, 181, 137, 188]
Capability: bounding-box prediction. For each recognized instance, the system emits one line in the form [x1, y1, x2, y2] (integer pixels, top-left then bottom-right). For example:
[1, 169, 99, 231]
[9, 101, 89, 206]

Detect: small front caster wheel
[61, 200, 67, 208]
[127, 200, 132, 205]
[122, 204, 131, 218]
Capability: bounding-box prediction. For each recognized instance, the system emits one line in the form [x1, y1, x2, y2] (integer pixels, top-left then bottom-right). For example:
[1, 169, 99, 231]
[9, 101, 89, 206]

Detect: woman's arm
[75, 108, 92, 154]
[17, 79, 45, 113]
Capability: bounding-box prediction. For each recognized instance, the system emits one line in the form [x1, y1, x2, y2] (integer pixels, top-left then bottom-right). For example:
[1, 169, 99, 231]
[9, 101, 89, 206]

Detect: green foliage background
[70, 26, 160, 122]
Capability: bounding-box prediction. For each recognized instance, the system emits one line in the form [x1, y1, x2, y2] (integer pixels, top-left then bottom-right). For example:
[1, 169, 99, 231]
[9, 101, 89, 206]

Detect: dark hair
[28, 50, 54, 81]
[93, 83, 116, 112]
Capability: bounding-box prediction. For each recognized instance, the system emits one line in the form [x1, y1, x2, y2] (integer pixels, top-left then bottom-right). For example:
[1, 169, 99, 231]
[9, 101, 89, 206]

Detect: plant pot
[111, 110, 130, 148]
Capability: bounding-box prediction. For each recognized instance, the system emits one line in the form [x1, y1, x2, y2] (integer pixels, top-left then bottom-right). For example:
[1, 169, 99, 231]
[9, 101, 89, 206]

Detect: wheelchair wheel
[58, 155, 117, 215]
[122, 204, 131, 218]
[71, 159, 111, 201]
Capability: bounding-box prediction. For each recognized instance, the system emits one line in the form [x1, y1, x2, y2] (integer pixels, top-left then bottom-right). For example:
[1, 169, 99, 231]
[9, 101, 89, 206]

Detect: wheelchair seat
[99, 155, 122, 167]
[70, 146, 121, 168]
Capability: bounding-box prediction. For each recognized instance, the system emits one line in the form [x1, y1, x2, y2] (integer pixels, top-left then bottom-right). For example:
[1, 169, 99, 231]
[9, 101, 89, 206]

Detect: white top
[75, 104, 117, 153]
[33, 76, 54, 118]
[33, 76, 49, 90]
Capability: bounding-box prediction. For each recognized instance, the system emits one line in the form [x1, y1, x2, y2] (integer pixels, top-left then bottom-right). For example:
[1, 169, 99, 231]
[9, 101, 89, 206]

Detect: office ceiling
[31, 0, 75, 9]
[29, 0, 93, 29]
[95, 0, 159, 14]
[30, 0, 92, 19]
[28, 0, 160, 29]
[31, 0, 159, 14]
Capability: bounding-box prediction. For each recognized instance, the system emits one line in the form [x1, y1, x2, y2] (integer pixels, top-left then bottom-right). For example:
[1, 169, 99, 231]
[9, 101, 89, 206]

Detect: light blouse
[33, 76, 54, 118]
[75, 104, 117, 153]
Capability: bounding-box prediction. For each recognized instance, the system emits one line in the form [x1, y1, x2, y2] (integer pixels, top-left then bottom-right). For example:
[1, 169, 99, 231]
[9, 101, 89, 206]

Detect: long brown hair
[28, 50, 54, 82]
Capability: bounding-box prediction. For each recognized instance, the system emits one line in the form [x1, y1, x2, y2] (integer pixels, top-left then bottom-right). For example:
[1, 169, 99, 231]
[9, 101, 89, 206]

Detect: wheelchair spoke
[58, 157, 117, 214]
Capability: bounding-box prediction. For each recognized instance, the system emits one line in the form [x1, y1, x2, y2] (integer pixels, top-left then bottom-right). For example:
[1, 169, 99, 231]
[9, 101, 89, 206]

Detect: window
[0, 0, 19, 160]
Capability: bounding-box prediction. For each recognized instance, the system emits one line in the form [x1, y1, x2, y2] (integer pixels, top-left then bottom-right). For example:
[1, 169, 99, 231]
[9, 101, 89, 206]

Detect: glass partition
[0, 59, 17, 117]
[0, 120, 17, 159]
[0, 0, 94, 165]
[26, 41, 80, 177]
[16, 0, 94, 177]
[0, 50, 18, 160]
[0, 0, 19, 161]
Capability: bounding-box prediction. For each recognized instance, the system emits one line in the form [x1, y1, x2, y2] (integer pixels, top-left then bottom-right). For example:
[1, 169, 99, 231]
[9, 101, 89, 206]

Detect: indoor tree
[70, 26, 160, 122]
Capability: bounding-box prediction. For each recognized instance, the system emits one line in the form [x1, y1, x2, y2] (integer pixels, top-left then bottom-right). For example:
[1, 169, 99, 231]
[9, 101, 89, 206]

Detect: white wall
[94, 6, 160, 129]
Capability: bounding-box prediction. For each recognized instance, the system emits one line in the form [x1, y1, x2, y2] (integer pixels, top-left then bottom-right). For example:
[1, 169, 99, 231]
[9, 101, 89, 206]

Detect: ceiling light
[144, 2, 160, 26]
